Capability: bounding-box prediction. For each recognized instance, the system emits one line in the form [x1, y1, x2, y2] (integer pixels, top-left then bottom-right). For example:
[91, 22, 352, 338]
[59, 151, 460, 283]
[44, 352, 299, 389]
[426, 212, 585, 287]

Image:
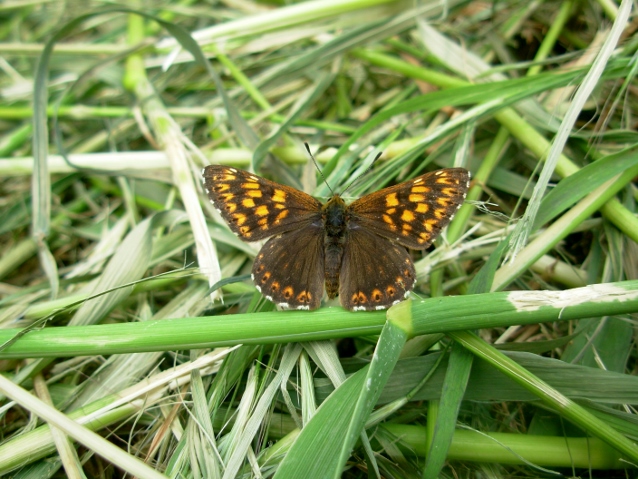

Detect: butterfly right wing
[252, 224, 325, 310]
[347, 168, 470, 249]
[339, 226, 416, 311]
[203, 165, 323, 241]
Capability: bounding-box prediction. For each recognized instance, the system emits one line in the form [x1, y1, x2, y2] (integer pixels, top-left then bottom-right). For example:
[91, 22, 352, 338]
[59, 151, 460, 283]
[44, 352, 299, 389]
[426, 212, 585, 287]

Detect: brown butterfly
[203, 165, 470, 311]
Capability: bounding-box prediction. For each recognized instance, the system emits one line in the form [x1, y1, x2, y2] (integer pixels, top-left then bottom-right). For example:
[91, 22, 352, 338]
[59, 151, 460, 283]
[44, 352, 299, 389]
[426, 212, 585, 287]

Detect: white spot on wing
[375, 305, 387, 310]
[266, 295, 273, 301]
[296, 305, 310, 310]
[353, 306, 366, 312]
[255, 285, 261, 292]
[251, 274, 255, 281]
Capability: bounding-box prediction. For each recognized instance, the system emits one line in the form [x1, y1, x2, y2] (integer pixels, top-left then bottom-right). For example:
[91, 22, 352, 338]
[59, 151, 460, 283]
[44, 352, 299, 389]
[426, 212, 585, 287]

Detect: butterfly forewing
[339, 227, 416, 311]
[203, 165, 322, 241]
[347, 168, 470, 249]
[252, 225, 325, 310]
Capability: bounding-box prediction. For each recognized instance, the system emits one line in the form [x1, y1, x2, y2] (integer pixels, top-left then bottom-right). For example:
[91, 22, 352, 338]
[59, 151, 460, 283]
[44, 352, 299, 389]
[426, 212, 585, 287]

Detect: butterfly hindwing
[203, 165, 322, 241]
[252, 225, 325, 310]
[347, 168, 470, 249]
[339, 227, 416, 311]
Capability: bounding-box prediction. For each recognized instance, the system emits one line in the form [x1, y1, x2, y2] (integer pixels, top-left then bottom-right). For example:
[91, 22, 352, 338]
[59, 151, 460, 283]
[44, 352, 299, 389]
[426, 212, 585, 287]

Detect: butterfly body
[203, 165, 470, 311]
[322, 195, 347, 300]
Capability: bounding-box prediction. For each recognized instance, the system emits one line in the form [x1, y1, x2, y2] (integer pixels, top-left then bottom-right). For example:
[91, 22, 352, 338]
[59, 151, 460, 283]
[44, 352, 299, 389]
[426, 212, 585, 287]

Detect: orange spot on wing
[411, 185, 430, 193]
[297, 291, 312, 303]
[408, 194, 425, 203]
[242, 198, 256, 208]
[401, 210, 415, 222]
[385, 193, 399, 207]
[383, 214, 397, 231]
[275, 210, 289, 224]
[247, 190, 263, 198]
[255, 205, 269, 216]
[435, 176, 454, 185]
[272, 189, 287, 203]
[415, 203, 429, 213]
[242, 182, 260, 189]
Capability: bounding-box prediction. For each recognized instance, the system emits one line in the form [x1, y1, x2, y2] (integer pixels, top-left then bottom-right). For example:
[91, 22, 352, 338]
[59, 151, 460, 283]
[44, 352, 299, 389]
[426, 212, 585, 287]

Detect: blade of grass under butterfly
[423, 342, 473, 478]
[1, 280, 638, 358]
[450, 330, 638, 462]
[274, 321, 408, 479]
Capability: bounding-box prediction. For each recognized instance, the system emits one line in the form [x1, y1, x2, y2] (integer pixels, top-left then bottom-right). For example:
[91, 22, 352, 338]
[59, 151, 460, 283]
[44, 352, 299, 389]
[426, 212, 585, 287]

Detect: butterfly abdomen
[322, 196, 348, 299]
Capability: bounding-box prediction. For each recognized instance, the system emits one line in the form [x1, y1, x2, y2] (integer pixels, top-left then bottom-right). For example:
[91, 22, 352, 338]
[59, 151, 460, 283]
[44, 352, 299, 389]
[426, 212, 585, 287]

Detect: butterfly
[203, 165, 470, 311]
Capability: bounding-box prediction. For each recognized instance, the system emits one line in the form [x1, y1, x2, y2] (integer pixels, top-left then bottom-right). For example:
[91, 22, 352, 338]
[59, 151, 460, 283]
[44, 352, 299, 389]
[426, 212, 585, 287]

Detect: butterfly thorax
[322, 195, 348, 298]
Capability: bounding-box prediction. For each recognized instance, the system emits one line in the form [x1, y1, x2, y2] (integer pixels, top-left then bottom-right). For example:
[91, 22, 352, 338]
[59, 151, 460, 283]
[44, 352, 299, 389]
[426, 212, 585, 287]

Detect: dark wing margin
[203, 165, 323, 241]
[347, 168, 470, 249]
[252, 224, 325, 310]
[339, 226, 416, 311]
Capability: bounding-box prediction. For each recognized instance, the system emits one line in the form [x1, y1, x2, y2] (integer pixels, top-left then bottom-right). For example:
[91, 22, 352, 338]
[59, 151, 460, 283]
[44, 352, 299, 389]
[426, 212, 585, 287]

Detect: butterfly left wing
[339, 227, 416, 311]
[203, 165, 322, 241]
[347, 168, 470, 249]
[252, 224, 325, 310]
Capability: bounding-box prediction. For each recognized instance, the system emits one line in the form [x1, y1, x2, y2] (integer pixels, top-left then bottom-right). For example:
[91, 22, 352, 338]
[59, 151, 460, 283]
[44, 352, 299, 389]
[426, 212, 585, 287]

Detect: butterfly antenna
[341, 151, 383, 195]
[304, 142, 334, 196]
